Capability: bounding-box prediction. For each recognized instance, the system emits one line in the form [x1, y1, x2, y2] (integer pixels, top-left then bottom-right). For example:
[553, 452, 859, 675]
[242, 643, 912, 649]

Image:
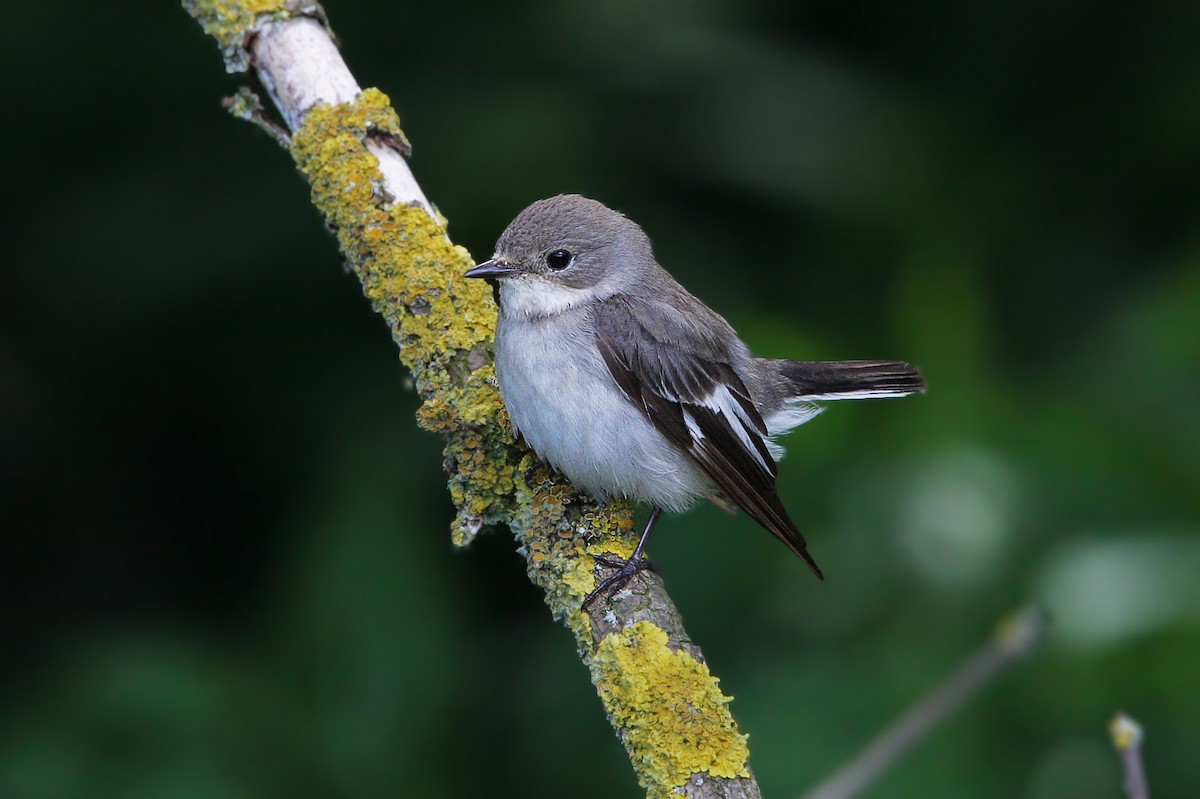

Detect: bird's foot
[523, 458, 557, 488]
[582, 552, 651, 610]
[592, 552, 659, 574]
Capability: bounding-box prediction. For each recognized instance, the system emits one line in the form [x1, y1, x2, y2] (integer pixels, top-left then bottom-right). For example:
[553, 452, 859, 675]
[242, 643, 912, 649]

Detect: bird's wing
[592, 296, 823, 578]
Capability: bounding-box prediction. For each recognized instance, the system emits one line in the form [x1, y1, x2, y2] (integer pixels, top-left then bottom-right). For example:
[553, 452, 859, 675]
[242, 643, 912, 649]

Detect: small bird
[465, 195, 924, 607]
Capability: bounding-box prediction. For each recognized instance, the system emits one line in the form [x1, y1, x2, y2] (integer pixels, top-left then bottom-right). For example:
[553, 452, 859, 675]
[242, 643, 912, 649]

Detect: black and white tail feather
[775, 358, 926, 402]
[762, 359, 925, 455]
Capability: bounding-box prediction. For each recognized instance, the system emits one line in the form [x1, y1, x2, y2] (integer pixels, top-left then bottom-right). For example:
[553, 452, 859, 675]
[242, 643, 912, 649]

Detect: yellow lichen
[561, 548, 599, 598]
[585, 534, 636, 561]
[183, 0, 294, 72]
[593, 621, 750, 796]
[517, 492, 641, 604]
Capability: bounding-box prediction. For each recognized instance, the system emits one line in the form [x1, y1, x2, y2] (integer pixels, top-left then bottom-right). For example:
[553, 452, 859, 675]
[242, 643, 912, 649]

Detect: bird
[464, 194, 924, 607]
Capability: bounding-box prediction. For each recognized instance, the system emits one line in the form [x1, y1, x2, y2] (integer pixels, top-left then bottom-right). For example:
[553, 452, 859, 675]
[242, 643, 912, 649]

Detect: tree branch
[1109, 713, 1150, 799]
[182, 2, 759, 796]
[802, 606, 1045, 799]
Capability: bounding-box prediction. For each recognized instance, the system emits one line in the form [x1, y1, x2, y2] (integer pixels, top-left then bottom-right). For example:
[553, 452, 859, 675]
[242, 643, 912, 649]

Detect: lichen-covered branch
[182, 2, 759, 796]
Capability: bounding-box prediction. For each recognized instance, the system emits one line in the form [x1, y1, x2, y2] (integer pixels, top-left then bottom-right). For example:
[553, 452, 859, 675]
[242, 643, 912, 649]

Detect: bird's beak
[464, 259, 517, 279]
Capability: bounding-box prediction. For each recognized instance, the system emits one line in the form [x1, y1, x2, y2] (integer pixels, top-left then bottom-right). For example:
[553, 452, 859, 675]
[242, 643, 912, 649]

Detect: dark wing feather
[593, 296, 824, 578]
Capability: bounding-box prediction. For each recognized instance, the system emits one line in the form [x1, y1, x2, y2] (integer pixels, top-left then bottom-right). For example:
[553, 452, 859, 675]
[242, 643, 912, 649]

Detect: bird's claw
[592, 552, 658, 574]
[523, 458, 556, 488]
[582, 552, 651, 610]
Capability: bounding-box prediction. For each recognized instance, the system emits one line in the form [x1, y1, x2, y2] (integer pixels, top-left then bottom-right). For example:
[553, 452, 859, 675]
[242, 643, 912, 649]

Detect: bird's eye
[545, 249, 573, 270]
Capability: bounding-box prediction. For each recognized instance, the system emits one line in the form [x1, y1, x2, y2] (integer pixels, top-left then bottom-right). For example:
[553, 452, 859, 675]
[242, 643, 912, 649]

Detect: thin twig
[1109, 712, 1150, 799]
[802, 606, 1045, 799]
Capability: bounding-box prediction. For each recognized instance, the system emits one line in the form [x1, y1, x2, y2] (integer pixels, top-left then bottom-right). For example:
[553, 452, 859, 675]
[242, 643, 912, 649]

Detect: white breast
[494, 308, 710, 512]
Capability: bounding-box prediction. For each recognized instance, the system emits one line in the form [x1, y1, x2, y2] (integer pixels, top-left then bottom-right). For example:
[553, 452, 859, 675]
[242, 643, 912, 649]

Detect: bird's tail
[755, 359, 925, 441]
[774, 359, 926, 401]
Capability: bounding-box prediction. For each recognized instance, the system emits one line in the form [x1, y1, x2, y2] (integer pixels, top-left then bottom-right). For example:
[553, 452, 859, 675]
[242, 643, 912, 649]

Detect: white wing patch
[683, 383, 775, 472]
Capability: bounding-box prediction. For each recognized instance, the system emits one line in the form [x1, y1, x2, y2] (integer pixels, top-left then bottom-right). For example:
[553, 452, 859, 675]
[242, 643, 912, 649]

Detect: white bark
[251, 17, 431, 211]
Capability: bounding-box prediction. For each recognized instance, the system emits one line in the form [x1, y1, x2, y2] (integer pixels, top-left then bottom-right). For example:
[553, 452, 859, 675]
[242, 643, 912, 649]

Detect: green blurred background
[2, 1, 1198, 797]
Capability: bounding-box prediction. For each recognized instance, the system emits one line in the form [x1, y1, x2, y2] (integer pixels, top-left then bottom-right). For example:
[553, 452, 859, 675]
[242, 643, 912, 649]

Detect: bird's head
[465, 194, 653, 319]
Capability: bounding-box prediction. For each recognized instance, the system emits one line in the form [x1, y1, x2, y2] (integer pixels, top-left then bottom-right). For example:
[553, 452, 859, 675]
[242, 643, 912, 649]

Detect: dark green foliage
[0, 2, 1197, 797]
